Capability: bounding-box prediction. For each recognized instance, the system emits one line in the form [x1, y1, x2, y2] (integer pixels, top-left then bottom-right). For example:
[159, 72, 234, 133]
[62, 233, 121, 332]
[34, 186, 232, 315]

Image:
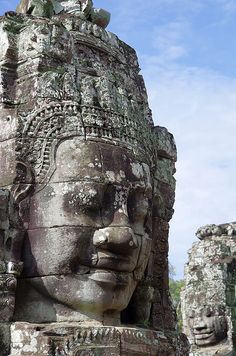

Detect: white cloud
[151, 20, 190, 61]
[140, 58, 236, 278]
[217, 0, 236, 13]
[104, 0, 204, 41]
[102, 0, 236, 280]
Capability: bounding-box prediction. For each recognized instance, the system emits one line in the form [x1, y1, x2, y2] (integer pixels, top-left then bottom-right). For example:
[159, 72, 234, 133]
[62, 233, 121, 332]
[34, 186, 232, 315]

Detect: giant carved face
[188, 305, 228, 347]
[19, 138, 152, 321]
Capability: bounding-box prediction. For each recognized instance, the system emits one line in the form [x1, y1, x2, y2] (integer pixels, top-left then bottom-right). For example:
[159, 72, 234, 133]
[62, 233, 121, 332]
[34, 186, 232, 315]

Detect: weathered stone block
[0, 110, 18, 142]
[10, 323, 176, 356]
[155, 157, 176, 187]
[154, 126, 177, 162]
[0, 189, 9, 230]
[0, 139, 17, 187]
[182, 223, 236, 355]
[0, 324, 11, 356]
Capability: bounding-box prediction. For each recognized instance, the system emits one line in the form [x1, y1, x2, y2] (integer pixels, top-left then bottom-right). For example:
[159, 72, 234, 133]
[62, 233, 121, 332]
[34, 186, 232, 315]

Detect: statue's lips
[194, 330, 215, 340]
[89, 269, 131, 287]
[95, 250, 137, 272]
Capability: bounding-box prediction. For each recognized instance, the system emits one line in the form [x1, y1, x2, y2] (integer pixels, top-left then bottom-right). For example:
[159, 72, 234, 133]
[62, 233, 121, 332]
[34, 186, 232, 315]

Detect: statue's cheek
[22, 227, 96, 277]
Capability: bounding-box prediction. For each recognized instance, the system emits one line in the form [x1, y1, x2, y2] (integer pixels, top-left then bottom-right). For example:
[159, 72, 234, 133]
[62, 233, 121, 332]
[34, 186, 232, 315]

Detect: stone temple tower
[0, 1, 189, 354]
[182, 222, 236, 356]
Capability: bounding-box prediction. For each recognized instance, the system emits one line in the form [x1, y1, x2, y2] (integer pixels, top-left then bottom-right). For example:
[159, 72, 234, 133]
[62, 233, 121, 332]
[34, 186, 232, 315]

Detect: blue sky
[1, 1, 236, 279]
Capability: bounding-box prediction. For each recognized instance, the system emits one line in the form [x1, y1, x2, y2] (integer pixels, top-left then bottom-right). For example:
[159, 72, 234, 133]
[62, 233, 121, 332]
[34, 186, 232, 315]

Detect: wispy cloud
[151, 20, 190, 62]
[141, 59, 236, 277]
[217, 0, 236, 13]
[100, 0, 205, 43]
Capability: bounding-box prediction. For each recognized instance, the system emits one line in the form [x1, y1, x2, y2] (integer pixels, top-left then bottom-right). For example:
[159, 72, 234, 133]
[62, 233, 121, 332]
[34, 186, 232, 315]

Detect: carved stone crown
[196, 222, 236, 240]
[17, 100, 157, 184]
[2, 11, 176, 187]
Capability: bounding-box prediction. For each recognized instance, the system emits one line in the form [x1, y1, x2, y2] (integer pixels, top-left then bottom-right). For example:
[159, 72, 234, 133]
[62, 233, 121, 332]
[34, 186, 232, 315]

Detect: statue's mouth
[194, 329, 215, 341]
[94, 250, 137, 273]
[89, 269, 131, 287]
[194, 329, 215, 345]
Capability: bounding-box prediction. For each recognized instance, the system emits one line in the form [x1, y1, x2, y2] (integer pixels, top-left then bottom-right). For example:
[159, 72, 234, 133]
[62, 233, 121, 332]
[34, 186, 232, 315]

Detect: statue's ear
[11, 161, 34, 204]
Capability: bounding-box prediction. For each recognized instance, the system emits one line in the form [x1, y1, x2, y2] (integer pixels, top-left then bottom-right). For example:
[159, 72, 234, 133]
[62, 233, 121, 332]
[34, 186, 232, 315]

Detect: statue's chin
[25, 272, 137, 320]
[195, 334, 217, 347]
[195, 332, 226, 347]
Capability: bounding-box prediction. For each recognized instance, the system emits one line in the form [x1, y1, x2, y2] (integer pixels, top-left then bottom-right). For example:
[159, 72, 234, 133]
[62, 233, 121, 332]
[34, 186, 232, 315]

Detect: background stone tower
[182, 222, 236, 356]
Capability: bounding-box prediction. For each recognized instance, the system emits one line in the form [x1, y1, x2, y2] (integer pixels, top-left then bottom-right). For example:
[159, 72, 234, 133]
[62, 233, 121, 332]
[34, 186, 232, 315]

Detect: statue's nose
[93, 227, 139, 254]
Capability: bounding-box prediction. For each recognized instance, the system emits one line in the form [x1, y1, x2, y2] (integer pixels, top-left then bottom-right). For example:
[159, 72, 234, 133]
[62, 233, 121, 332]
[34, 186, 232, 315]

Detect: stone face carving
[16, 0, 111, 28]
[182, 222, 236, 355]
[15, 140, 154, 323]
[188, 305, 228, 347]
[0, 4, 189, 355]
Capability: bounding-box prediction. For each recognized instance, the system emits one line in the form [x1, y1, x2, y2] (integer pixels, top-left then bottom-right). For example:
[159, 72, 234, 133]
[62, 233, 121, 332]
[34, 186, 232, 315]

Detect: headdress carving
[17, 101, 157, 185]
[16, 0, 111, 28]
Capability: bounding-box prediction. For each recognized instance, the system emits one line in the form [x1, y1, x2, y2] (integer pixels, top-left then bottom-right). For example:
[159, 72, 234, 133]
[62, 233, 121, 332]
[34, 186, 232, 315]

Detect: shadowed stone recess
[182, 222, 236, 356]
[0, 2, 189, 355]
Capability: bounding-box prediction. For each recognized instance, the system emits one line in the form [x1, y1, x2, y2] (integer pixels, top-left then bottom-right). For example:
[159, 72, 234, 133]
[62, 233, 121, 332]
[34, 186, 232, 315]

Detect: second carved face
[188, 305, 228, 347]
